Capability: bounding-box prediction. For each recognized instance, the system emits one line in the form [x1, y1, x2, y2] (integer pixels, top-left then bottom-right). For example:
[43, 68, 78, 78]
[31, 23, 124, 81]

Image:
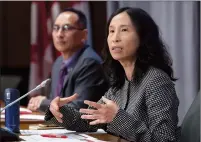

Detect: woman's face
[107, 12, 140, 62]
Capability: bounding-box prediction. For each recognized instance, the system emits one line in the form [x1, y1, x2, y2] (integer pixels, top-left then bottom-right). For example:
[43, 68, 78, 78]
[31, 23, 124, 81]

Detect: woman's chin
[111, 55, 123, 61]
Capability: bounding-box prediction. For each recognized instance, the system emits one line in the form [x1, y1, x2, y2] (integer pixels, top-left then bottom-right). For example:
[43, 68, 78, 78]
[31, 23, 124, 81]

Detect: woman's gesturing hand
[49, 93, 78, 123]
[80, 96, 119, 125]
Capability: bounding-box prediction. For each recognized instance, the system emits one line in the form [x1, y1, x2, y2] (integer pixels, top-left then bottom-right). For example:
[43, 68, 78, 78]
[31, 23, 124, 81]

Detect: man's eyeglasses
[53, 24, 84, 32]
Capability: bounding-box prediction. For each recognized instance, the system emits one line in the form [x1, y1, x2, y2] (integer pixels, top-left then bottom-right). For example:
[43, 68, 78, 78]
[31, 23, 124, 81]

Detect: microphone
[0, 78, 51, 113]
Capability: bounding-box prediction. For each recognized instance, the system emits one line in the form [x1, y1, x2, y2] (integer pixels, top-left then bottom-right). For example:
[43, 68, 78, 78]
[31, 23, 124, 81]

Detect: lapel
[53, 58, 62, 98]
[56, 60, 62, 81]
[61, 45, 87, 91]
[121, 80, 130, 110]
[63, 46, 87, 87]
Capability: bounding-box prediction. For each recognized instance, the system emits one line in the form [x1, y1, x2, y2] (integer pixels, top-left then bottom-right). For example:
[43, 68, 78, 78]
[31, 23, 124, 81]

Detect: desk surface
[0, 102, 128, 142]
[1, 111, 45, 129]
[1, 101, 44, 129]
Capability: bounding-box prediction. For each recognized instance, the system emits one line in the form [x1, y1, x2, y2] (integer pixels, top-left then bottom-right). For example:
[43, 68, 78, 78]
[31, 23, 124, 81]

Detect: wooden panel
[2, 1, 31, 67]
[89, 1, 107, 56]
[0, 2, 3, 66]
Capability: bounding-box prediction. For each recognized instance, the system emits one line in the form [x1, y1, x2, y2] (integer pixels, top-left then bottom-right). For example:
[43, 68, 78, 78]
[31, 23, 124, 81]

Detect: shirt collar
[62, 47, 83, 67]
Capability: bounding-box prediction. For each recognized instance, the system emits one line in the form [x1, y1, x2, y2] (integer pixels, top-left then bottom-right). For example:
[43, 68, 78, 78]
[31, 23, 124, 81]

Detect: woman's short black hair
[62, 8, 87, 29]
[102, 7, 176, 89]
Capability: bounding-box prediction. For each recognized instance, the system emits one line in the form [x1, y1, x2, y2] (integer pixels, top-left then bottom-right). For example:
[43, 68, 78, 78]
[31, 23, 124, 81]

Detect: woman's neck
[119, 59, 136, 81]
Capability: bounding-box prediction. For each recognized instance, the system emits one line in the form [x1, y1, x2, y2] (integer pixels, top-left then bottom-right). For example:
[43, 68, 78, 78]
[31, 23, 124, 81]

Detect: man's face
[52, 11, 87, 54]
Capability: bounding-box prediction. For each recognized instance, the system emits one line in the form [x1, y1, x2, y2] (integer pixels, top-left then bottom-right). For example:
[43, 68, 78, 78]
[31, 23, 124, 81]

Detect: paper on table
[20, 132, 108, 142]
[1, 114, 44, 120]
[82, 129, 106, 134]
[20, 135, 86, 142]
[20, 114, 44, 120]
[20, 129, 74, 135]
[20, 135, 108, 142]
[20, 129, 106, 135]
[1, 107, 32, 114]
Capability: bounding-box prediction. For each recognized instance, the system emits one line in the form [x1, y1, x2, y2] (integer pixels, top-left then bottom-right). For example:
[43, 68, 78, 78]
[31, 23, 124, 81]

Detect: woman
[45, 7, 180, 142]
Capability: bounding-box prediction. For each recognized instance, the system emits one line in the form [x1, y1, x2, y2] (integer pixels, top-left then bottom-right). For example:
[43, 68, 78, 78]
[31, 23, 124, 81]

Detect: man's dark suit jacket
[39, 45, 109, 112]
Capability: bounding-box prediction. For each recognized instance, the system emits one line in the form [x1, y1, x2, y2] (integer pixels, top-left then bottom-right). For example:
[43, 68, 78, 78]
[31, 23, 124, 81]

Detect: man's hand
[27, 96, 46, 111]
[49, 93, 78, 123]
[79, 96, 119, 125]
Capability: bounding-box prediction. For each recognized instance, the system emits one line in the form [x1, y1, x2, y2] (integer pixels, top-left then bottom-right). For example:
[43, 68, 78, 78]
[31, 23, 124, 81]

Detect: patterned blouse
[45, 66, 181, 142]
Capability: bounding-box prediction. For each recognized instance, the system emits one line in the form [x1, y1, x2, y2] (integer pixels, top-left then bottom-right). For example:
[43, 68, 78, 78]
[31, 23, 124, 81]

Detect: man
[27, 8, 108, 112]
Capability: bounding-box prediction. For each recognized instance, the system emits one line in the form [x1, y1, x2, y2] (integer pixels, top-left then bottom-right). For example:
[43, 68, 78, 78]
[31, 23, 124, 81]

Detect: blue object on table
[4, 88, 20, 133]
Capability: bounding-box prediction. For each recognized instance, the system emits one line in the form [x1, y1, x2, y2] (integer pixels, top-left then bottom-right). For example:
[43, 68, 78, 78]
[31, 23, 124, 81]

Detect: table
[0, 101, 44, 129]
[0, 102, 128, 141]
[1, 111, 44, 129]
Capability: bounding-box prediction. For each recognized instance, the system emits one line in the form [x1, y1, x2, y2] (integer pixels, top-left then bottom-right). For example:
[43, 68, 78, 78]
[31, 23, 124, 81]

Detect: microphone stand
[0, 79, 50, 113]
